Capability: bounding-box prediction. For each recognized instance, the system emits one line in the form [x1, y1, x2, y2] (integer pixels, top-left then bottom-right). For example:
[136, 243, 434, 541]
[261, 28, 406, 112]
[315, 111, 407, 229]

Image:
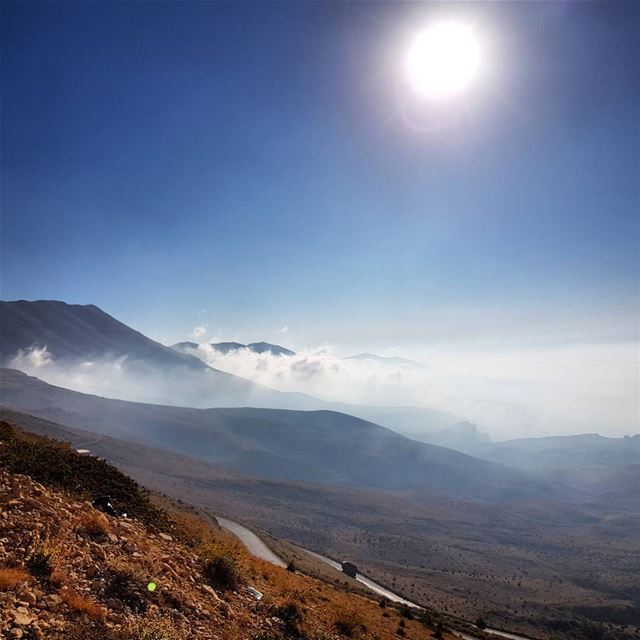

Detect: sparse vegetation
[0, 421, 168, 528]
[0, 566, 29, 589]
[333, 610, 366, 637]
[61, 589, 106, 619]
[26, 547, 55, 583]
[273, 602, 304, 637]
[104, 567, 149, 613]
[202, 555, 242, 591]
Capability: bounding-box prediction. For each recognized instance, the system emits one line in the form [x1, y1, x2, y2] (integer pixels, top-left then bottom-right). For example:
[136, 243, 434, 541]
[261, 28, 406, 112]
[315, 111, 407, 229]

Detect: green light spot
[147, 582, 157, 592]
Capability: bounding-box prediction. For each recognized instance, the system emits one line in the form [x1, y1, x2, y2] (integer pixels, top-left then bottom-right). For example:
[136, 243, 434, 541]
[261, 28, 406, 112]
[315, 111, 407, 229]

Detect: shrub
[26, 549, 54, 583]
[0, 421, 168, 529]
[399, 606, 413, 619]
[0, 566, 29, 589]
[103, 568, 148, 613]
[334, 618, 358, 637]
[274, 602, 304, 637]
[334, 621, 354, 636]
[202, 555, 241, 591]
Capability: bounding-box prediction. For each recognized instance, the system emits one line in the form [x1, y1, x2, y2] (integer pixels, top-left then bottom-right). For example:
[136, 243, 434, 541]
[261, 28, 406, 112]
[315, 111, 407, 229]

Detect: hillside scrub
[0, 419, 467, 639]
[0, 421, 168, 528]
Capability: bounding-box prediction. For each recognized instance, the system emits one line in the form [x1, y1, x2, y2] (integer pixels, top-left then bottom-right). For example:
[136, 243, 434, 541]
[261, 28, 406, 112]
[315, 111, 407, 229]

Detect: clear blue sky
[2, 1, 638, 349]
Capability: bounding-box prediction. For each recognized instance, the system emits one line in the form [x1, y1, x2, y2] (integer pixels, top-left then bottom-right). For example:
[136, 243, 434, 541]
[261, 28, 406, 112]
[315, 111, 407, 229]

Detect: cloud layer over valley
[170, 340, 638, 439]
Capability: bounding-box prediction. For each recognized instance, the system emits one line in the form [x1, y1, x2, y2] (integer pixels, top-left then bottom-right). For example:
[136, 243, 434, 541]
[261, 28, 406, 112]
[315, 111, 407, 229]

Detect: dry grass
[0, 566, 29, 589]
[61, 588, 107, 619]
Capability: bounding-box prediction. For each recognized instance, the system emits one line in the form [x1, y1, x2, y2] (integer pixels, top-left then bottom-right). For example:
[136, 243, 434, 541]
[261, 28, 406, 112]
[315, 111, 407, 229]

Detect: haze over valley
[1, 2, 638, 639]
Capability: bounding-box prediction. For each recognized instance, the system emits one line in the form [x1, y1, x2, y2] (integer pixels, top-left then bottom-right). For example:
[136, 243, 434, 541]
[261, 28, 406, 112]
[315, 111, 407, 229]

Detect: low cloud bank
[184, 341, 639, 440]
[8, 340, 639, 440]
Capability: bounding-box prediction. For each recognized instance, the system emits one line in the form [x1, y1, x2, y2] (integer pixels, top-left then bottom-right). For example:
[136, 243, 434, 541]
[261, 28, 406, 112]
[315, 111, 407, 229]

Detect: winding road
[215, 515, 531, 640]
[301, 548, 421, 609]
[214, 516, 287, 568]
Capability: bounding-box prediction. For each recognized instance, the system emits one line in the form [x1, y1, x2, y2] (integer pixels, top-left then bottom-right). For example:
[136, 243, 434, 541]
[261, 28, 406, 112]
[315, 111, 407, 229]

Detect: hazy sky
[2, 2, 639, 352]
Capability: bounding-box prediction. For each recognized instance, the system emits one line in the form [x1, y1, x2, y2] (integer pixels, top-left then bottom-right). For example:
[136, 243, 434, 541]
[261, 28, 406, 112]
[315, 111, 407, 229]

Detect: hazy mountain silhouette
[418, 421, 492, 452]
[0, 300, 209, 371]
[173, 340, 296, 357]
[0, 367, 562, 501]
[342, 352, 424, 368]
[0, 300, 461, 433]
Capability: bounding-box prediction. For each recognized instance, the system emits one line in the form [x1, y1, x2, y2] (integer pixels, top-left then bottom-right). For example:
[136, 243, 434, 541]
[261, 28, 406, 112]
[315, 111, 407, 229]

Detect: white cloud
[183, 340, 639, 439]
[10, 345, 52, 368]
[278, 326, 290, 334]
[8, 340, 638, 441]
[189, 325, 207, 340]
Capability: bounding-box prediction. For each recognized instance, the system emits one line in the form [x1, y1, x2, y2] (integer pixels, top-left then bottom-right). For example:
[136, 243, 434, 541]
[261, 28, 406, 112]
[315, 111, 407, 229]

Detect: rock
[42, 594, 62, 610]
[9, 628, 24, 639]
[123, 541, 137, 553]
[19, 590, 36, 606]
[159, 532, 173, 542]
[201, 584, 222, 602]
[86, 564, 98, 578]
[10, 610, 33, 626]
[90, 542, 107, 561]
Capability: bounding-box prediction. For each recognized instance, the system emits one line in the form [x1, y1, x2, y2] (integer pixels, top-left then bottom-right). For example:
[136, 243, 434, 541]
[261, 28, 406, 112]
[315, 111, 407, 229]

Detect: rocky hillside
[0, 421, 471, 640]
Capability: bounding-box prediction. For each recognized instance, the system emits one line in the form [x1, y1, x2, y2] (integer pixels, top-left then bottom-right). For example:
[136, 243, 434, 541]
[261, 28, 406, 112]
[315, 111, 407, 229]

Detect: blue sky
[2, 1, 638, 351]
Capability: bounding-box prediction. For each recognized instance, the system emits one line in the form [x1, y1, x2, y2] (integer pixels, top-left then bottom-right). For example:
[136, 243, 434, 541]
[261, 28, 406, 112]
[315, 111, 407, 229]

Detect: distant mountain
[0, 368, 561, 501]
[210, 341, 249, 354]
[0, 300, 207, 372]
[172, 340, 295, 357]
[246, 342, 295, 356]
[472, 433, 640, 487]
[342, 353, 423, 368]
[0, 299, 299, 407]
[0, 299, 461, 433]
[418, 421, 492, 453]
[172, 341, 199, 351]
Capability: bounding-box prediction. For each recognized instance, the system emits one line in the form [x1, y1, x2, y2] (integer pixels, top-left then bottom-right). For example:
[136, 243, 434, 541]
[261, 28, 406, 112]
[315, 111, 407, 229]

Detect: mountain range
[1, 299, 638, 639]
[0, 367, 555, 501]
[0, 300, 461, 435]
[172, 340, 296, 357]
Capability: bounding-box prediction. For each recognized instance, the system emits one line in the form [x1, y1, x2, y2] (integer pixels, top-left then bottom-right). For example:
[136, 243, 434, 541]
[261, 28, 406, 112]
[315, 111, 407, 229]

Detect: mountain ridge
[0, 367, 562, 501]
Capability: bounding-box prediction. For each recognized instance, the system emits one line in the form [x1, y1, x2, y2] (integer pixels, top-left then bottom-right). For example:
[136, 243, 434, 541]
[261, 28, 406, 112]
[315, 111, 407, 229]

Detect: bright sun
[405, 21, 482, 100]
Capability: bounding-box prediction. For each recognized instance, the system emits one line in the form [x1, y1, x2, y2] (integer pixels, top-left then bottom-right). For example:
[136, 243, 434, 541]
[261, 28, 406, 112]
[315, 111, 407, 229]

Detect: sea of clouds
[10, 339, 638, 440]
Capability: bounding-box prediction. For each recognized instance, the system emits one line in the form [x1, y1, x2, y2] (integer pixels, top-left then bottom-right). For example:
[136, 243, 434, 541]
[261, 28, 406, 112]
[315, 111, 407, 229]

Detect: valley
[1, 407, 637, 640]
[0, 300, 638, 640]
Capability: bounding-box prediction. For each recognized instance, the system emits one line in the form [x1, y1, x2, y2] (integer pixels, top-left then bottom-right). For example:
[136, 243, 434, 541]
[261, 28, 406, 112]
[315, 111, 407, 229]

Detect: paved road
[215, 515, 530, 640]
[300, 548, 421, 609]
[215, 516, 286, 568]
[454, 630, 531, 640]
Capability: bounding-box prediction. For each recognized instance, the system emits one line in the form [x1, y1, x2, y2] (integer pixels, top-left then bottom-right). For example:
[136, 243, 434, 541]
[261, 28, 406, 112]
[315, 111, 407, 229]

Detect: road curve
[215, 516, 530, 640]
[215, 516, 287, 568]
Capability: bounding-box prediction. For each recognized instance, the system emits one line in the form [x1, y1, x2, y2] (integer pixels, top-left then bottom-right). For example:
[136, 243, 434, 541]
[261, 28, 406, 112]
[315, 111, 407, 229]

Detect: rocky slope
[0, 421, 470, 640]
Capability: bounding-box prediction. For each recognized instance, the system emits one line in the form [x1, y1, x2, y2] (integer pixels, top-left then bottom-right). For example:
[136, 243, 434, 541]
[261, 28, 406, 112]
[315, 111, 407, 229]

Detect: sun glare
[405, 21, 482, 100]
